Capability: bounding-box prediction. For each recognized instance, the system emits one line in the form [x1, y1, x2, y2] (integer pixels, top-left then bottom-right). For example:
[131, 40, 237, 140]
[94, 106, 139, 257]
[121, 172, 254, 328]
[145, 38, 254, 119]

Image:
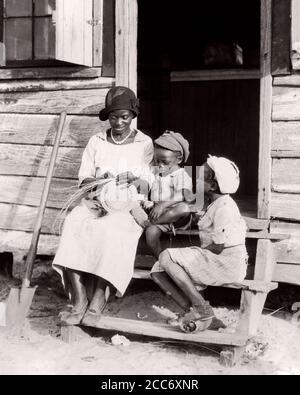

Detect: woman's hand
[97, 171, 114, 180]
[116, 171, 138, 185]
[149, 203, 165, 222]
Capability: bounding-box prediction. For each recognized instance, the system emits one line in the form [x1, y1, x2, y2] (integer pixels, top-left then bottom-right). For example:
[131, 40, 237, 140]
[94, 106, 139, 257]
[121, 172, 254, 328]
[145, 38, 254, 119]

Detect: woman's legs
[60, 269, 89, 325]
[65, 268, 88, 310]
[88, 277, 108, 313]
[81, 277, 109, 327]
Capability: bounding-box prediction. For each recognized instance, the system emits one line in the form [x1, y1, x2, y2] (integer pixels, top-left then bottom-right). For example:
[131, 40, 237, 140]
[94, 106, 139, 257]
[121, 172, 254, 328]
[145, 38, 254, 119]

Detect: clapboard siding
[0, 203, 61, 234]
[0, 88, 108, 114]
[0, 67, 103, 80]
[271, 192, 300, 220]
[271, 221, 300, 264]
[272, 158, 300, 193]
[0, 229, 59, 255]
[273, 86, 300, 120]
[272, 122, 300, 152]
[273, 264, 300, 285]
[0, 114, 109, 147]
[274, 75, 300, 86]
[0, 78, 114, 93]
[0, 144, 82, 178]
[0, 176, 77, 209]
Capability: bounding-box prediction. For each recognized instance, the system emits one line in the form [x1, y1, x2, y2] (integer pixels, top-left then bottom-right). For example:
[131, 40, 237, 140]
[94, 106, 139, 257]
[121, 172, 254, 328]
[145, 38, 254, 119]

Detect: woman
[53, 86, 154, 326]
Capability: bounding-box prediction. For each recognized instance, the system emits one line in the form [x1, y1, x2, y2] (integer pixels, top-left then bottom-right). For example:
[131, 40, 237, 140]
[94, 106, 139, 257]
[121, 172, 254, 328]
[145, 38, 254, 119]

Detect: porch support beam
[258, 0, 273, 219]
[115, 0, 137, 92]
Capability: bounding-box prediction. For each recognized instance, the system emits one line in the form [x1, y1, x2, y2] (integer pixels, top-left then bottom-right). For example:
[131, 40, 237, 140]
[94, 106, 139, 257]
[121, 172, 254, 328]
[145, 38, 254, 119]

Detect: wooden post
[115, 0, 138, 128]
[115, 0, 137, 91]
[258, 0, 273, 219]
[237, 239, 276, 336]
[291, 0, 300, 69]
[93, 0, 104, 67]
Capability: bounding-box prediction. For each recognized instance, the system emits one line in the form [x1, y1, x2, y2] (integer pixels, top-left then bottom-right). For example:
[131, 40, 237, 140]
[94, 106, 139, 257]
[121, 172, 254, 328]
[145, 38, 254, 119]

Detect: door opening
[137, 0, 261, 216]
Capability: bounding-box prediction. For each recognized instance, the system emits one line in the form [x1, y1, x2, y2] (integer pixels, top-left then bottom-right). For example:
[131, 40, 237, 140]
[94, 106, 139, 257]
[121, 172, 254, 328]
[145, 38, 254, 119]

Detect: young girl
[151, 155, 248, 333]
[145, 131, 194, 258]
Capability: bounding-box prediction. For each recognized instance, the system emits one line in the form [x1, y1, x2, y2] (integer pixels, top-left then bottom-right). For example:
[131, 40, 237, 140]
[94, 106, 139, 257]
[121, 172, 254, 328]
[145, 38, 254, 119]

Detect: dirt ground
[1, 257, 300, 376]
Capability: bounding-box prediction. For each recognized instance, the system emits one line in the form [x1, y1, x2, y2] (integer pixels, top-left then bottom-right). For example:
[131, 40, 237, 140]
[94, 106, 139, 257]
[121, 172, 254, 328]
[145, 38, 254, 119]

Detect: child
[145, 131, 194, 258]
[150, 155, 248, 333]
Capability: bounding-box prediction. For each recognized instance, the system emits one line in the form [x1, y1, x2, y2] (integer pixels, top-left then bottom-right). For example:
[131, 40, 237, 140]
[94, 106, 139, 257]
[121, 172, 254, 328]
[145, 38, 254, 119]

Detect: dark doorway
[137, 0, 261, 213]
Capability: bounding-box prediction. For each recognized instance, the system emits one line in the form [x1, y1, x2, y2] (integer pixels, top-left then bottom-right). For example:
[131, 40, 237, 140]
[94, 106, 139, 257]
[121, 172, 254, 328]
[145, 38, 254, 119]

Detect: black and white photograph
[0, 0, 300, 377]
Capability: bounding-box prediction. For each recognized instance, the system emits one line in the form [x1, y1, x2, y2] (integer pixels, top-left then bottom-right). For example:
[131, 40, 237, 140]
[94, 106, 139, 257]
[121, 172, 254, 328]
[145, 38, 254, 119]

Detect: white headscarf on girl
[206, 155, 240, 194]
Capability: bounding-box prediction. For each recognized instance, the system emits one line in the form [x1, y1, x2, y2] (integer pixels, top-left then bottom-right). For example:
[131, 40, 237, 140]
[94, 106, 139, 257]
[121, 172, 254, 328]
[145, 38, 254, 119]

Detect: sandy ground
[0, 258, 300, 375]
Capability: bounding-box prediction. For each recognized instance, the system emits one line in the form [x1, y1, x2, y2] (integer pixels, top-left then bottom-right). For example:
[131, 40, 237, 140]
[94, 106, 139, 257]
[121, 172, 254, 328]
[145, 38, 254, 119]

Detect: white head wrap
[206, 155, 240, 194]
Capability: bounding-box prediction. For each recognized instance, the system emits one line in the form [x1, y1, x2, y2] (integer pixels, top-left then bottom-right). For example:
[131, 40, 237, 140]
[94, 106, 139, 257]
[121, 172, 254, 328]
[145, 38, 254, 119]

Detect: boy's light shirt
[150, 167, 193, 203]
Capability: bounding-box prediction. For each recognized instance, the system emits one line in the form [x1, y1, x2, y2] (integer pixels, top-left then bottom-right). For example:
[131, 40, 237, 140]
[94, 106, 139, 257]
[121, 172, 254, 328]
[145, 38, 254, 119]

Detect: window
[0, 0, 103, 67]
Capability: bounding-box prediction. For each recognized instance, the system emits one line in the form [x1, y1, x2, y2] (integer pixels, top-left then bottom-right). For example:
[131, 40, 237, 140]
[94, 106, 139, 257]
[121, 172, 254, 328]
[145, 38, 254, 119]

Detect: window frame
[0, 0, 106, 69]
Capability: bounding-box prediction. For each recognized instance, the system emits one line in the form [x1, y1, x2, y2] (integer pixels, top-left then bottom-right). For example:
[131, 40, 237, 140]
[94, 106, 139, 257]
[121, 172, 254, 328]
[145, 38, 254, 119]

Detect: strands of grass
[52, 178, 113, 234]
[264, 305, 288, 317]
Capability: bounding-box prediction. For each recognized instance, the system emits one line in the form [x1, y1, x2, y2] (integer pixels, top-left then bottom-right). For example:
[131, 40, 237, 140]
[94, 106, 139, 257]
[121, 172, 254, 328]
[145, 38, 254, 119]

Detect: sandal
[81, 299, 108, 328]
[60, 301, 88, 326]
[178, 301, 225, 333]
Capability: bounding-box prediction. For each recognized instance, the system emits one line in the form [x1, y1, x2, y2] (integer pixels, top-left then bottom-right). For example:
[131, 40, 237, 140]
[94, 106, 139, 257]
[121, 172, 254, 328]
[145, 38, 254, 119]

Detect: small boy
[145, 131, 194, 258]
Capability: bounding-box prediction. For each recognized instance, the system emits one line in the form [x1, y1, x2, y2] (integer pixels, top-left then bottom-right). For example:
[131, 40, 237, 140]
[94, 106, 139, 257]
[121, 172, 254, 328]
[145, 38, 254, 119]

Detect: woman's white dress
[52, 129, 153, 296]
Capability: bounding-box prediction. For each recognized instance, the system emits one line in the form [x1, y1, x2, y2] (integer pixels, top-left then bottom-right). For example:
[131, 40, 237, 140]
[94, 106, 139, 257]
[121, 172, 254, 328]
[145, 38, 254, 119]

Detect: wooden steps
[78, 316, 248, 347]
[132, 268, 278, 293]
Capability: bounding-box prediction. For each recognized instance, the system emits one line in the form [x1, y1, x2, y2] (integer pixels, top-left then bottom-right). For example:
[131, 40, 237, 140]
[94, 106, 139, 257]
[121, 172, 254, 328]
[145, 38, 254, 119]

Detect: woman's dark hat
[99, 86, 140, 121]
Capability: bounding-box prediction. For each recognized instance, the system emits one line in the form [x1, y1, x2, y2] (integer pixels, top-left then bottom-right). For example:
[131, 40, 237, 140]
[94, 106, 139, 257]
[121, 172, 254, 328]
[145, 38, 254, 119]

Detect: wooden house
[0, 0, 299, 288]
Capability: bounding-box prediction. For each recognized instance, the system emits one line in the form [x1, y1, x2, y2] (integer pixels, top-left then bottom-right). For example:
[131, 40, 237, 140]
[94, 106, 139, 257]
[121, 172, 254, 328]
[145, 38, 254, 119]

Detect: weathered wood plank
[273, 87, 300, 120]
[271, 221, 300, 264]
[291, 0, 300, 70]
[93, 0, 104, 67]
[271, 220, 300, 236]
[272, 150, 300, 158]
[0, 88, 108, 114]
[0, 176, 77, 209]
[271, 192, 300, 220]
[274, 239, 300, 265]
[0, 144, 83, 178]
[274, 75, 300, 86]
[0, 114, 109, 147]
[56, 0, 93, 67]
[115, 0, 129, 87]
[272, 121, 300, 152]
[0, 77, 114, 93]
[102, 0, 115, 77]
[258, 0, 273, 219]
[115, 0, 137, 94]
[82, 315, 248, 346]
[271, 0, 291, 76]
[0, 203, 61, 234]
[0, 67, 102, 80]
[171, 69, 260, 82]
[273, 263, 300, 285]
[0, 229, 58, 255]
[272, 158, 300, 193]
